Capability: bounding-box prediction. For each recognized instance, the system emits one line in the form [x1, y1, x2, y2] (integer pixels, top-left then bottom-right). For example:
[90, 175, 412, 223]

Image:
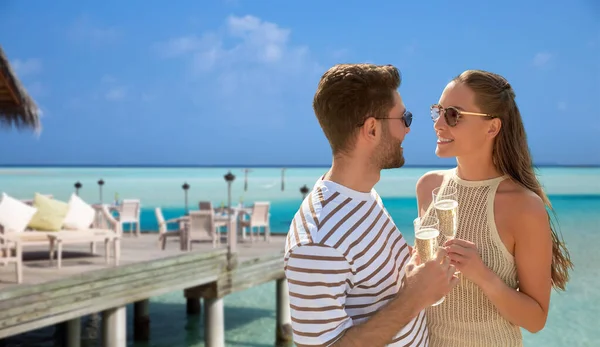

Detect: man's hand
[404, 248, 459, 307]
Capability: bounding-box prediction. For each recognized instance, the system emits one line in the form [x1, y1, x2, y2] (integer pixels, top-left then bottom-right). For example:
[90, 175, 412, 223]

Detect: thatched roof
[0, 45, 41, 131]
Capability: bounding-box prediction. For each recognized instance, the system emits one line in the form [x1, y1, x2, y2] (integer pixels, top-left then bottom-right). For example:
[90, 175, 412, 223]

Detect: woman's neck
[455, 154, 502, 181]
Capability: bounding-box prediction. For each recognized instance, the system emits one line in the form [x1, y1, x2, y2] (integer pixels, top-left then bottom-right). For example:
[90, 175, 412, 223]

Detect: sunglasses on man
[359, 109, 413, 128]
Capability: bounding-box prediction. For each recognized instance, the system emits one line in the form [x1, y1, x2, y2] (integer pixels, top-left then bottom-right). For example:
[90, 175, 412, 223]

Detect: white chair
[239, 202, 271, 242]
[199, 201, 228, 232]
[117, 199, 141, 237]
[198, 201, 212, 211]
[155, 207, 184, 250]
[186, 210, 220, 250]
[48, 205, 121, 269]
[0, 232, 22, 284]
[0, 193, 121, 273]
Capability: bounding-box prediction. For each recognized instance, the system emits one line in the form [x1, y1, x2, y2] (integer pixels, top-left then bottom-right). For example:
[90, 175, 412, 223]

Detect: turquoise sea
[1, 166, 599, 346]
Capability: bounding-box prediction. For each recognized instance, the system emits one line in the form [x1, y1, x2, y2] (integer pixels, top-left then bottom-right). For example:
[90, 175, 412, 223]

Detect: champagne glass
[413, 216, 444, 306]
[432, 186, 458, 240]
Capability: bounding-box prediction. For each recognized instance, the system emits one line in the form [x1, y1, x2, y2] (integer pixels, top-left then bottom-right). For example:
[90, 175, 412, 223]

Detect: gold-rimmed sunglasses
[430, 104, 495, 127]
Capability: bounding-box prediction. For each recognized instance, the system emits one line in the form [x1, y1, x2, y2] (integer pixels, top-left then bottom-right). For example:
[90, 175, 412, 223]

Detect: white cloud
[157, 15, 320, 76]
[155, 15, 322, 127]
[99, 75, 127, 101]
[105, 86, 127, 101]
[11, 58, 42, 77]
[532, 52, 552, 68]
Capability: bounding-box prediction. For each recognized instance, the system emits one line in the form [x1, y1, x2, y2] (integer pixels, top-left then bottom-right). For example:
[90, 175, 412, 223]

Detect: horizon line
[0, 164, 599, 169]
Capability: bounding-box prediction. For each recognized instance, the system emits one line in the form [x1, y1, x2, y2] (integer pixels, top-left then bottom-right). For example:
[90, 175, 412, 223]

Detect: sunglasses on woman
[430, 104, 494, 127]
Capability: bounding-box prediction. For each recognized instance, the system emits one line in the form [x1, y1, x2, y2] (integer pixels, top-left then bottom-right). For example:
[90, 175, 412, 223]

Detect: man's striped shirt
[284, 178, 428, 346]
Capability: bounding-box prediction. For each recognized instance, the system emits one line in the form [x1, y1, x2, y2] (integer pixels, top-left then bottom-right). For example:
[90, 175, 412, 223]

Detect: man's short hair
[312, 63, 402, 155]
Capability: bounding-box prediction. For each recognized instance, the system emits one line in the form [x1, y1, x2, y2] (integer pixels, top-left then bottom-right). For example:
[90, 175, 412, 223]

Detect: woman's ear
[487, 118, 502, 138]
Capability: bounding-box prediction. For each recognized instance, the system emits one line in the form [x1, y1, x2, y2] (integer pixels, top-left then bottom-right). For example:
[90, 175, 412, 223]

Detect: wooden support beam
[204, 297, 224, 347]
[276, 279, 293, 346]
[133, 300, 150, 341]
[102, 306, 126, 347]
[66, 317, 81, 347]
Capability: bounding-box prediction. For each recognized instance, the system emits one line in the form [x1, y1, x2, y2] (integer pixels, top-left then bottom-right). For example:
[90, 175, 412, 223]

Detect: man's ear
[359, 117, 377, 140]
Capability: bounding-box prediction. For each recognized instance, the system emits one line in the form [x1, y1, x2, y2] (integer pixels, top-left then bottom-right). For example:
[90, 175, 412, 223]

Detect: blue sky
[0, 0, 598, 166]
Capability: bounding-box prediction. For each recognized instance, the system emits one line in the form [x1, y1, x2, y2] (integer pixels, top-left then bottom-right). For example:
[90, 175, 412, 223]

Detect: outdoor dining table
[166, 206, 253, 251]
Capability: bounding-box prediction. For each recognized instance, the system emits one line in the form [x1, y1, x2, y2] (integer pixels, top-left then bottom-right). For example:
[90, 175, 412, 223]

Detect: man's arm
[284, 243, 354, 346]
[285, 243, 456, 347]
[329, 284, 423, 347]
[330, 249, 456, 347]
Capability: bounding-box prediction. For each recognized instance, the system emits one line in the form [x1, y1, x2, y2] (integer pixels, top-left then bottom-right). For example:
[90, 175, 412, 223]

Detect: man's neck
[455, 152, 501, 181]
[324, 155, 380, 193]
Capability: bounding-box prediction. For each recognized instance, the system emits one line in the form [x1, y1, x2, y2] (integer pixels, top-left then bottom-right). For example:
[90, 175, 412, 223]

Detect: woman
[415, 69, 573, 346]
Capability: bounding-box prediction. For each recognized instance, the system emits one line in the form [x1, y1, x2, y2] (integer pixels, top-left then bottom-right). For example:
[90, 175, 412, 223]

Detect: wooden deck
[0, 233, 287, 341]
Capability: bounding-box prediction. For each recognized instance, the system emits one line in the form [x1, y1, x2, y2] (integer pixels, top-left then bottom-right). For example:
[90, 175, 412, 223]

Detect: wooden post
[54, 321, 67, 346]
[133, 299, 150, 341]
[276, 279, 293, 346]
[224, 171, 238, 270]
[184, 287, 202, 315]
[228, 218, 237, 254]
[83, 313, 101, 341]
[102, 306, 126, 347]
[186, 297, 201, 314]
[204, 297, 225, 347]
[66, 317, 81, 347]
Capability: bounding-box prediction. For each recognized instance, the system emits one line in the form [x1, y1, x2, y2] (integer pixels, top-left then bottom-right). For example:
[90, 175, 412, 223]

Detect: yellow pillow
[28, 193, 69, 231]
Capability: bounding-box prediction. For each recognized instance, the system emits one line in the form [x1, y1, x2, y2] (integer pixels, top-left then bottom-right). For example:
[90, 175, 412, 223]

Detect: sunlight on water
[1, 167, 599, 207]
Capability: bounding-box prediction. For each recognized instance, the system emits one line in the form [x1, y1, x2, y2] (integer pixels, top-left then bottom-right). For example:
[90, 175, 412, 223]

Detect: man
[283, 64, 458, 346]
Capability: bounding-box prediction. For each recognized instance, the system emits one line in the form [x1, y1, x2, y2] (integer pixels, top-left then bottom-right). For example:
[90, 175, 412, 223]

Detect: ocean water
[1, 167, 599, 346]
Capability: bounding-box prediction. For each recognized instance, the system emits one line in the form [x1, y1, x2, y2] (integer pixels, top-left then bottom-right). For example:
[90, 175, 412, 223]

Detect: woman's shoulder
[416, 168, 452, 195]
[497, 179, 545, 211]
[496, 180, 548, 234]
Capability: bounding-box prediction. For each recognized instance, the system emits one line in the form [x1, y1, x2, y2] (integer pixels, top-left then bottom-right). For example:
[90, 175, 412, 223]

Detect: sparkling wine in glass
[413, 216, 444, 306]
[432, 186, 458, 240]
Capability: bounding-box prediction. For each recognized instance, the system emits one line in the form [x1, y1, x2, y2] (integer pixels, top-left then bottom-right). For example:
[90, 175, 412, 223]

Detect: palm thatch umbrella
[0, 45, 41, 131]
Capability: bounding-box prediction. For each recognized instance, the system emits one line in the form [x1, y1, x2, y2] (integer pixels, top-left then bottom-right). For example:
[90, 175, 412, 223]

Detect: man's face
[374, 91, 411, 170]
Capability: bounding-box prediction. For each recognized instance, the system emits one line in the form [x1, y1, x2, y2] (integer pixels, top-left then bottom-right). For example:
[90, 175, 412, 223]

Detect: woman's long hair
[454, 70, 573, 290]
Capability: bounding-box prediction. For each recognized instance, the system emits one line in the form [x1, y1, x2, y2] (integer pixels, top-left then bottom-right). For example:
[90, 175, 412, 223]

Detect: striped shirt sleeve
[284, 243, 354, 346]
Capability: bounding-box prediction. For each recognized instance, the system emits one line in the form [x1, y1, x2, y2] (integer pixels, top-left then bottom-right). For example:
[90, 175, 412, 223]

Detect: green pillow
[28, 193, 69, 231]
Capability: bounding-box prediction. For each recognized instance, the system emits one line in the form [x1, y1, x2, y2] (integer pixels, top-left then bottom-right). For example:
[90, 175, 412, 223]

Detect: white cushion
[62, 194, 96, 230]
[0, 193, 38, 233]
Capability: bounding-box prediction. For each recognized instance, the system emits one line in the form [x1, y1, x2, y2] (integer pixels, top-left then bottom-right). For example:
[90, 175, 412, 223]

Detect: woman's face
[433, 81, 496, 158]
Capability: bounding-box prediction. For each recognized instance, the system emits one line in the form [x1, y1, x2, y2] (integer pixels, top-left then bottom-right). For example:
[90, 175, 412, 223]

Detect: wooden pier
[0, 233, 291, 347]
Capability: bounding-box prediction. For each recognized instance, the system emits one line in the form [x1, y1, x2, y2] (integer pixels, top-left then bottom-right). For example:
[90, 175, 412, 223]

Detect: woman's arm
[445, 193, 552, 333]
